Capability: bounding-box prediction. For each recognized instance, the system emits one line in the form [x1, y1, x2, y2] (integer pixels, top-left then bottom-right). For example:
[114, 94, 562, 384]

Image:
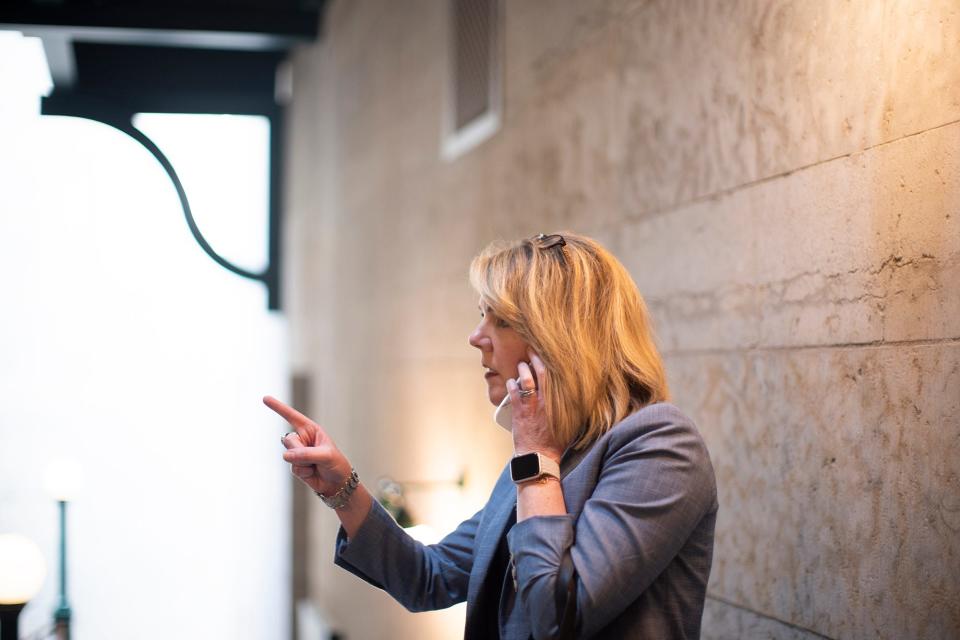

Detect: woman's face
[468, 302, 530, 406]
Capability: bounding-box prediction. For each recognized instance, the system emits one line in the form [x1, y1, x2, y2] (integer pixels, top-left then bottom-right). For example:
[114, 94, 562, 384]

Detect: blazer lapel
[465, 471, 517, 619]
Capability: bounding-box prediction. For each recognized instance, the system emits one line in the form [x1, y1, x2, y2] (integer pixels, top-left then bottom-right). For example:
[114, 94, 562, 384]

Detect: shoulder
[602, 402, 705, 450]
[594, 402, 717, 495]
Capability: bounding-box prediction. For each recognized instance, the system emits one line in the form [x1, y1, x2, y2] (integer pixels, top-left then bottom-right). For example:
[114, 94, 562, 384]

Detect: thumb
[283, 446, 336, 467]
[281, 432, 306, 449]
[281, 432, 312, 467]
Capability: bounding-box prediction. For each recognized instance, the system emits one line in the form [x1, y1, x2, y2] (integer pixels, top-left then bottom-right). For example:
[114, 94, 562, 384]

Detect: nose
[469, 322, 491, 351]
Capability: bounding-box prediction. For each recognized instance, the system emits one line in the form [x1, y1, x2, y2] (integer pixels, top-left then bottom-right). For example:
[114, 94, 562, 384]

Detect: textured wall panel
[668, 344, 960, 639]
[617, 0, 960, 217]
[881, 0, 960, 141]
[619, 0, 761, 213]
[622, 121, 960, 354]
[492, 23, 626, 236]
[503, 0, 648, 118]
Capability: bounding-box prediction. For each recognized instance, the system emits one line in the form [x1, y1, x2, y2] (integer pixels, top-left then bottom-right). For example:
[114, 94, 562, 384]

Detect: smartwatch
[510, 452, 561, 484]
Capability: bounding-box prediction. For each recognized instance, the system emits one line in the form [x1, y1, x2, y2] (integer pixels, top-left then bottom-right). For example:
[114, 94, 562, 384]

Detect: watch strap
[536, 454, 561, 481]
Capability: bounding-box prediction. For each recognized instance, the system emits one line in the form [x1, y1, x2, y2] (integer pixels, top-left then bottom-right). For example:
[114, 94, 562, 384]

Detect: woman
[265, 232, 717, 639]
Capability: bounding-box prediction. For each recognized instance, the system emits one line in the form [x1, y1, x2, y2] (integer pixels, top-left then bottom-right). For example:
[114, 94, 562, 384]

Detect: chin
[488, 386, 507, 406]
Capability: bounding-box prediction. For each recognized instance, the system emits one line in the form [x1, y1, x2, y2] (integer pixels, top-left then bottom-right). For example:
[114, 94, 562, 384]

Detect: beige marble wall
[283, 1, 960, 638]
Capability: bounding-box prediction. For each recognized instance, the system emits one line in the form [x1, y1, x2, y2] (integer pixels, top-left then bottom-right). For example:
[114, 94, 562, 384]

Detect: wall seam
[706, 594, 836, 639]
[662, 336, 960, 358]
[611, 115, 960, 229]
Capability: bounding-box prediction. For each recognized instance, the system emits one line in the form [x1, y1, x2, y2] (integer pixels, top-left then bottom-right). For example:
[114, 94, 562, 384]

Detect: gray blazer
[335, 402, 718, 639]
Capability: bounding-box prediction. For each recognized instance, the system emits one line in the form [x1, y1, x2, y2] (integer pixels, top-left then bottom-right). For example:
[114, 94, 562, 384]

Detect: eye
[479, 305, 509, 328]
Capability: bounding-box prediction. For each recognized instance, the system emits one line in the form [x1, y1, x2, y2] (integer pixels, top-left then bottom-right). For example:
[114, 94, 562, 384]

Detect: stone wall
[282, 1, 960, 638]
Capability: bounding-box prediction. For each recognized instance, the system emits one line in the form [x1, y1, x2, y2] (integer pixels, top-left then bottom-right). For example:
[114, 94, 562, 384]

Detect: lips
[483, 365, 499, 379]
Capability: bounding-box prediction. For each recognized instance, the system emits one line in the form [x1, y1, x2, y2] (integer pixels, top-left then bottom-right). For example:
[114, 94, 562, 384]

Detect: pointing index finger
[263, 395, 318, 443]
[263, 395, 309, 425]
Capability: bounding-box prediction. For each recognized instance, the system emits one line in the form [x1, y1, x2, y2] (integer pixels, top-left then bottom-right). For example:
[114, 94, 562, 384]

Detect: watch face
[510, 453, 541, 481]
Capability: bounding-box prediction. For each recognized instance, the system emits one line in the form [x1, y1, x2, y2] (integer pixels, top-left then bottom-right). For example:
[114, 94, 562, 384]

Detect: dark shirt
[469, 506, 516, 640]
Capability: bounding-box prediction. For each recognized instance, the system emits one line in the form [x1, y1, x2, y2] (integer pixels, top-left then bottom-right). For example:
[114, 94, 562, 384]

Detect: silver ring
[518, 388, 536, 398]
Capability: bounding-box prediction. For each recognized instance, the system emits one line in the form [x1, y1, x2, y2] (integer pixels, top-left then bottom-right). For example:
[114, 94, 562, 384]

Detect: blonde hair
[469, 232, 669, 450]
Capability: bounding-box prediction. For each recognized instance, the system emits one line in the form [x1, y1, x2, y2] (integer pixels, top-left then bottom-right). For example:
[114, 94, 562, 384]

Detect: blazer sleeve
[334, 498, 481, 612]
[506, 409, 717, 639]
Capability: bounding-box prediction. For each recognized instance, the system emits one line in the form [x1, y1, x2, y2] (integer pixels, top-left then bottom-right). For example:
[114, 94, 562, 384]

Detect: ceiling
[0, 0, 325, 112]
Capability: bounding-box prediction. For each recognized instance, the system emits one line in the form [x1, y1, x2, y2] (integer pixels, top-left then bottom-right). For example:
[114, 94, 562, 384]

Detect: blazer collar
[560, 442, 591, 477]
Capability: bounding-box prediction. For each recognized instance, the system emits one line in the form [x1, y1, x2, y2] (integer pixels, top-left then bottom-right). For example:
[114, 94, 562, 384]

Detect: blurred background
[1, 1, 958, 639]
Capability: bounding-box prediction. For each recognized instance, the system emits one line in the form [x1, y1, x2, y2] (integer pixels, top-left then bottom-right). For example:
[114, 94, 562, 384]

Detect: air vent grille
[453, 0, 495, 129]
[443, 0, 501, 160]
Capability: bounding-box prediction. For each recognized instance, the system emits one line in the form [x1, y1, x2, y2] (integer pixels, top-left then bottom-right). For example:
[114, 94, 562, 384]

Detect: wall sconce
[376, 478, 416, 528]
[0, 533, 47, 640]
[376, 472, 466, 544]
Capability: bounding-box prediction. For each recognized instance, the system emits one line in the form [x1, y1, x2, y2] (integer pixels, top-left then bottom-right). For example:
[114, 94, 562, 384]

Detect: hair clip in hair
[535, 233, 566, 249]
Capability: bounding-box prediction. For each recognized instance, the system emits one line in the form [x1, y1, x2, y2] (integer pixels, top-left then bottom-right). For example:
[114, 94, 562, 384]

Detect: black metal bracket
[32, 40, 294, 310]
[0, 1, 324, 311]
[119, 122, 267, 283]
[40, 98, 284, 310]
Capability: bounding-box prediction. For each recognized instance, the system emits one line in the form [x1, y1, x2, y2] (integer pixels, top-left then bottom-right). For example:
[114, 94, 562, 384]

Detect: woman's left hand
[507, 349, 563, 462]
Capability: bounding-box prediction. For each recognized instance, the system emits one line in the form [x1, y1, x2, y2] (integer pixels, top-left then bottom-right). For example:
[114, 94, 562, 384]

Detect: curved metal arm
[117, 122, 268, 283]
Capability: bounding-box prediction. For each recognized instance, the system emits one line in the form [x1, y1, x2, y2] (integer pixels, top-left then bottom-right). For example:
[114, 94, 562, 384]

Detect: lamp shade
[43, 457, 85, 502]
[0, 534, 46, 604]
